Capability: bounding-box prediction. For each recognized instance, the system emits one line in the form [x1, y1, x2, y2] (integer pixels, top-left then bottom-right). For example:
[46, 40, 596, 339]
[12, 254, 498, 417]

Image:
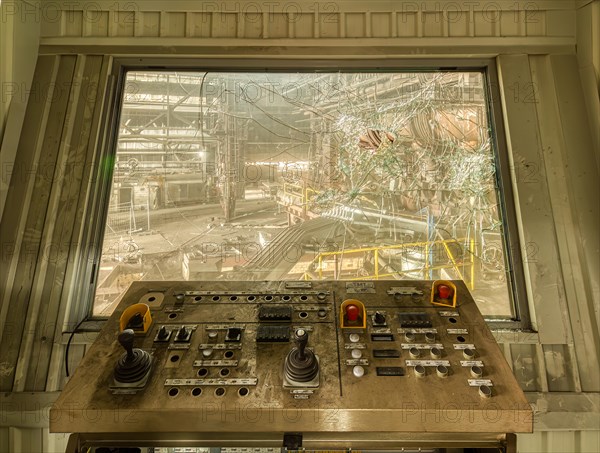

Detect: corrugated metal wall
[519, 432, 600, 453]
[0, 428, 69, 453]
[0, 54, 113, 394]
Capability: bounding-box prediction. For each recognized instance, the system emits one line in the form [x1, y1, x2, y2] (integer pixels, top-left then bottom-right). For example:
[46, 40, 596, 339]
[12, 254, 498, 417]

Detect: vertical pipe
[334, 254, 338, 280]
[302, 182, 307, 219]
[318, 255, 323, 280]
[424, 237, 429, 280]
[470, 238, 475, 289]
[428, 209, 434, 279]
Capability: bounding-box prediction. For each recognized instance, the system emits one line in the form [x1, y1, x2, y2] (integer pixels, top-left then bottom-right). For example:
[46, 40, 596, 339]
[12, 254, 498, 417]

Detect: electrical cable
[65, 317, 88, 377]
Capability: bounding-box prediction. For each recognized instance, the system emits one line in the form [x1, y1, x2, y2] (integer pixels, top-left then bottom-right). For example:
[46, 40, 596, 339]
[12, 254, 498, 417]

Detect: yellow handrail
[317, 238, 463, 257]
[441, 239, 465, 281]
[306, 237, 475, 286]
[282, 182, 320, 205]
[280, 185, 477, 288]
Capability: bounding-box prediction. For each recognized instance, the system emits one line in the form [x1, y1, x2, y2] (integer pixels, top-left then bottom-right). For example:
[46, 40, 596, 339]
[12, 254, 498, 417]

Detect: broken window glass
[93, 71, 514, 318]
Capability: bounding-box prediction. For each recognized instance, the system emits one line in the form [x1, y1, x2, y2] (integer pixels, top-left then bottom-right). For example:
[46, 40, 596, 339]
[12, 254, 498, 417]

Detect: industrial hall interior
[0, 1, 598, 453]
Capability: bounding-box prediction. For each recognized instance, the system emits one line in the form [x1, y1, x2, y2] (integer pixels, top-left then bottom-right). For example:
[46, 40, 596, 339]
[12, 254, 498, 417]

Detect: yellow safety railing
[279, 184, 476, 288]
[281, 182, 303, 201]
[281, 182, 319, 205]
[303, 237, 475, 289]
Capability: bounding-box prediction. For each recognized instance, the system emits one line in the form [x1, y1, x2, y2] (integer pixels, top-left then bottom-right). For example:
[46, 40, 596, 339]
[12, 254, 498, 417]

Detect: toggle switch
[174, 326, 192, 342]
[154, 326, 172, 342]
[157, 326, 169, 340]
[373, 311, 386, 326]
[177, 326, 187, 340]
[225, 327, 242, 342]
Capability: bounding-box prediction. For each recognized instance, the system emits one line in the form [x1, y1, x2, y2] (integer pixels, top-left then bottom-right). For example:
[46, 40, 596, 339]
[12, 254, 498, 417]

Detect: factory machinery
[51, 280, 532, 452]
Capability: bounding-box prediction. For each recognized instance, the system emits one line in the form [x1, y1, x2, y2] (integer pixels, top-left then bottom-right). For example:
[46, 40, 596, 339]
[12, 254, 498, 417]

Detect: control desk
[51, 280, 532, 452]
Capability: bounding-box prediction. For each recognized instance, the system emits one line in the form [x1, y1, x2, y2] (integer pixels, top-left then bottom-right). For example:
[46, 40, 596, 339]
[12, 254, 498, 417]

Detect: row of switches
[154, 326, 243, 343]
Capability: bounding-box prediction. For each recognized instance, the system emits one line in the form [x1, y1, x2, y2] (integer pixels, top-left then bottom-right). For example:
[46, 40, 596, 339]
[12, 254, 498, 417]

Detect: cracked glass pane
[93, 71, 514, 318]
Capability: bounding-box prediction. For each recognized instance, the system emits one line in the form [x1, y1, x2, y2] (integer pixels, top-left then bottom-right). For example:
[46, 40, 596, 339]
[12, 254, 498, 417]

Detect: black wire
[199, 72, 208, 154]
[65, 318, 88, 377]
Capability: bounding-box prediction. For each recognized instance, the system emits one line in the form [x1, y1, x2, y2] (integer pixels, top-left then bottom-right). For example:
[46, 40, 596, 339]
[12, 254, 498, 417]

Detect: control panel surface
[51, 280, 532, 437]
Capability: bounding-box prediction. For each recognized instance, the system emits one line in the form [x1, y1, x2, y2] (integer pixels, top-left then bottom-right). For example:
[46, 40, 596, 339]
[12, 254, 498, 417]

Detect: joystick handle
[293, 328, 309, 360]
[118, 329, 136, 360]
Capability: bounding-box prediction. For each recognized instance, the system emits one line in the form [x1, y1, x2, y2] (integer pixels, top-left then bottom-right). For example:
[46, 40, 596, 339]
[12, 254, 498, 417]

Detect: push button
[353, 366, 365, 378]
[349, 333, 361, 343]
[351, 349, 363, 359]
[463, 348, 476, 359]
[346, 304, 359, 322]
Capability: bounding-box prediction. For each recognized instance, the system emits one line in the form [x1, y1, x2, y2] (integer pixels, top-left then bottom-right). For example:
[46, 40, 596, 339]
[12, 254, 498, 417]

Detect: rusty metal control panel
[51, 280, 532, 452]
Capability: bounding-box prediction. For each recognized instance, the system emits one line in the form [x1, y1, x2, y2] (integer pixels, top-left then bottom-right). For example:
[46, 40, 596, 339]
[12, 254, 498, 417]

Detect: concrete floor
[93, 191, 513, 318]
[94, 194, 288, 315]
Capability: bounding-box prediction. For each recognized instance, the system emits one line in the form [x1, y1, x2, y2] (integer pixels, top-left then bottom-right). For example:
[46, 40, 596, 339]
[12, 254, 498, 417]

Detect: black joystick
[294, 329, 309, 360]
[283, 328, 319, 384]
[120, 329, 135, 359]
[114, 329, 152, 384]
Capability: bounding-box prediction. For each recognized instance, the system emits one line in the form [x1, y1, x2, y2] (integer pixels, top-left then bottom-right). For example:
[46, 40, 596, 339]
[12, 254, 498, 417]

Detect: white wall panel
[33, 0, 577, 57]
[518, 431, 600, 453]
[37, 1, 577, 41]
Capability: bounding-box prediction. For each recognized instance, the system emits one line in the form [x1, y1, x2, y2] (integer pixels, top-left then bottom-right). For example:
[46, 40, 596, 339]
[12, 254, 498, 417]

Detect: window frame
[83, 57, 531, 330]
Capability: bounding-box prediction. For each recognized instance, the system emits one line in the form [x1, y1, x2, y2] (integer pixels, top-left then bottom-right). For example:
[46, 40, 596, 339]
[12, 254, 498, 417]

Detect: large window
[93, 69, 522, 321]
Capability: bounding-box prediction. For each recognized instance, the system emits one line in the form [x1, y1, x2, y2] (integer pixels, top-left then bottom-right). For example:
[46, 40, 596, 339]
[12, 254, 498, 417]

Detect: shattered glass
[93, 71, 514, 318]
